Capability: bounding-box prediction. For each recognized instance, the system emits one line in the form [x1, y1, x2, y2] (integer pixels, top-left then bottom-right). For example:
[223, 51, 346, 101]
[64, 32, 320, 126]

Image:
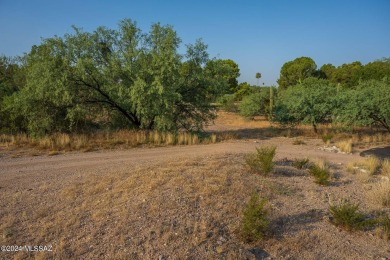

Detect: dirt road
[0, 138, 360, 193]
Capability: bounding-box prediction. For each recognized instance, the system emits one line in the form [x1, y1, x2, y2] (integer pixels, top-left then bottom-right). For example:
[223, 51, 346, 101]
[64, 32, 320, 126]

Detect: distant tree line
[277, 56, 390, 89]
[218, 56, 390, 133]
[276, 57, 390, 132]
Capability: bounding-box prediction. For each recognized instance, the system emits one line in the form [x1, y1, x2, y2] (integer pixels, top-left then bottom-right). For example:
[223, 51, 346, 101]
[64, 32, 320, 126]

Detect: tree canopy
[274, 78, 336, 132]
[336, 79, 390, 131]
[206, 59, 240, 94]
[2, 19, 231, 136]
[277, 57, 317, 90]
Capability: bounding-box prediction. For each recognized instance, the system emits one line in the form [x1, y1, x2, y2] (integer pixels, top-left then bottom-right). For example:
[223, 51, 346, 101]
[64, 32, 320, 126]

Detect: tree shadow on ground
[269, 209, 325, 239]
[212, 127, 307, 140]
[360, 146, 390, 160]
[249, 248, 271, 259]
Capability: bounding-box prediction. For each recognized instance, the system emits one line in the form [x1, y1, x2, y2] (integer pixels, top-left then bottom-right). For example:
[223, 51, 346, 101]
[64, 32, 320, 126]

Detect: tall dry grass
[366, 181, 390, 208]
[337, 140, 353, 153]
[381, 159, 390, 178]
[0, 131, 220, 153]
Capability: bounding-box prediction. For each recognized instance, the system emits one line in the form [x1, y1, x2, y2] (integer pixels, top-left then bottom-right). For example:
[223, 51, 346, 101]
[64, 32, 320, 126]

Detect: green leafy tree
[318, 63, 336, 80]
[234, 82, 253, 100]
[255, 72, 261, 86]
[206, 59, 240, 94]
[360, 58, 390, 82]
[332, 61, 362, 87]
[0, 56, 26, 132]
[3, 19, 229, 136]
[239, 87, 276, 119]
[336, 79, 390, 132]
[274, 78, 336, 133]
[277, 57, 317, 90]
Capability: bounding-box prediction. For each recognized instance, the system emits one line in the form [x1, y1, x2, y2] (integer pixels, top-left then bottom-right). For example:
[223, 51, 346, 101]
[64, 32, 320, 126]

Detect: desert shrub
[309, 163, 330, 185]
[239, 93, 263, 119]
[245, 146, 276, 175]
[238, 87, 275, 119]
[217, 94, 237, 112]
[329, 200, 373, 231]
[241, 192, 269, 242]
[292, 158, 310, 169]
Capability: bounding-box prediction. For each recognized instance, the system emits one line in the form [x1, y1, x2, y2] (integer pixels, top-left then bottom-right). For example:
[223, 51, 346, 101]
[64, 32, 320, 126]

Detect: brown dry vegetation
[0, 131, 219, 157]
[1, 111, 390, 259]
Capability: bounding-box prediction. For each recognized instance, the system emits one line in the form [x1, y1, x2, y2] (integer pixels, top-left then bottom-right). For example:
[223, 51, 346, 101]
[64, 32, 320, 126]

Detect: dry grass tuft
[337, 140, 353, 153]
[346, 161, 358, 174]
[366, 182, 390, 208]
[381, 159, 390, 178]
[356, 170, 373, 184]
[363, 157, 381, 175]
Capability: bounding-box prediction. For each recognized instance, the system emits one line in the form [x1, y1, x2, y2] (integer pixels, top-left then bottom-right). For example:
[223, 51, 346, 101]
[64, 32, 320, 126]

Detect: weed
[245, 146, 276, 175]
[241, 192, 269, 242]
[329, 200, 373, 231]
[309, 163, 330, 185]
[292, 158, 310, 169]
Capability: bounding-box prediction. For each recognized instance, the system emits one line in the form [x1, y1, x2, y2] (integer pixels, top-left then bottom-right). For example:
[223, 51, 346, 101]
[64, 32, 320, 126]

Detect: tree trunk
[312, 123, 318, 134]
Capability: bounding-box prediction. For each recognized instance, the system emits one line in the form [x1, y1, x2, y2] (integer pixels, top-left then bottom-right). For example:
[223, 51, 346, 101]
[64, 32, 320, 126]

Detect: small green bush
[241, 192, 269, 242]
[309, 164, 330, 185]
[329, 201, 373, 231]
[239, 92, 264, 119]
[245, 146, 276, 175]
[292, 158, 310, 169]
[217, 95, 237, 112]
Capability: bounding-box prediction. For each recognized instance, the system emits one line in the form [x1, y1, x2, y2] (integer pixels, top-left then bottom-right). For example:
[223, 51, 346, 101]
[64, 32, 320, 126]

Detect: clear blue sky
[1, 0, 389, 85]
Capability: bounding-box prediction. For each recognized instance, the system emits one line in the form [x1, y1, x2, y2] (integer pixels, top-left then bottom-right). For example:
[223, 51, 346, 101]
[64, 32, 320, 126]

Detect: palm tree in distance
[255, 72, 262, 86]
